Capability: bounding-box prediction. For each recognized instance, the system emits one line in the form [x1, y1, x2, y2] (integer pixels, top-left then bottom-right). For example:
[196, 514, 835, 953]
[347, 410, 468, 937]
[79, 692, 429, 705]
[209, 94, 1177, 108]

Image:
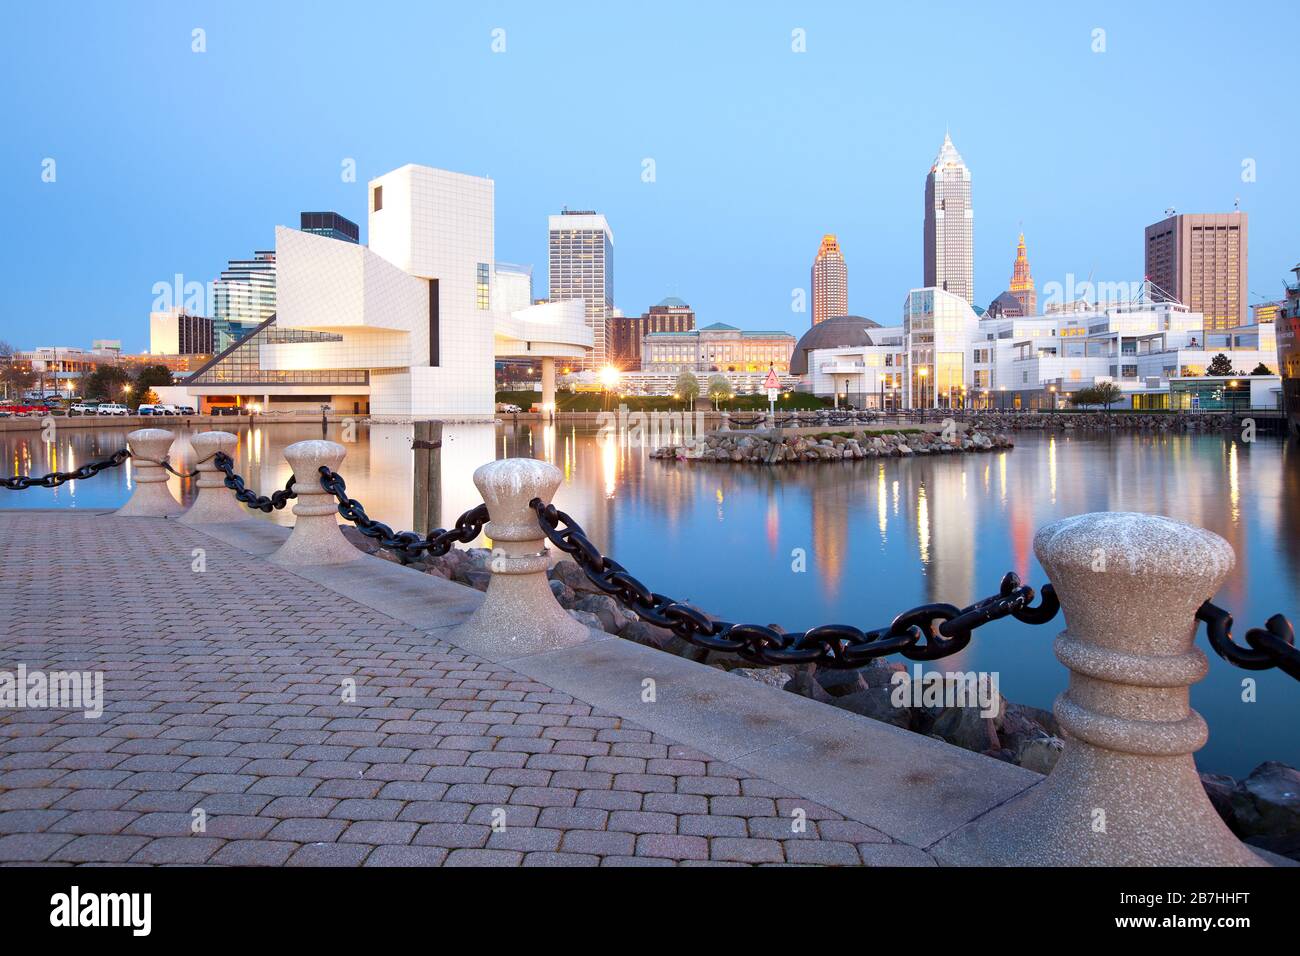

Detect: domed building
[789, 314, 882, 375]
[985, 291, 1026, 319]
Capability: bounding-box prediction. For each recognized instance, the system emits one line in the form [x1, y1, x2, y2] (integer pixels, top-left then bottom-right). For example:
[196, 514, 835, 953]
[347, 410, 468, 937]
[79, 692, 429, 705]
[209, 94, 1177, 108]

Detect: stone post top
[474, 457, 562, 541]
[283, 439, 346, 475]
[127, 428, 175, 447]
[190, 431, 239, 455]
[1035, 512, 1234, 657]
[1034, 512, 1234, 581]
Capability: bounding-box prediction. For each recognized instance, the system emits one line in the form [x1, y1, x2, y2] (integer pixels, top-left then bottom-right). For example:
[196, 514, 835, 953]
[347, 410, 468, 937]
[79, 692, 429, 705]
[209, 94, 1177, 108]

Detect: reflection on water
[3, 421, 1299, 776]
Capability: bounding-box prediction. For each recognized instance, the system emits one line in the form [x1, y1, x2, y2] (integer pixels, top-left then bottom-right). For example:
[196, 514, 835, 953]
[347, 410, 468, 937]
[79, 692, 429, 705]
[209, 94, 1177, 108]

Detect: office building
[1007, 233, 1037, 315]
[641, 323, 795, 374]
[811, 235, 848, 325]
[299, 211, 360, 244]
[492, 263, 534, 314]
[213, 250, 277, 326]
[548, 210, 614, 370]
[607, 297, 696, 370]
[923, 133, 974, 304]
[1144, 212, 1248, 331]
[149, 308, 214, 355]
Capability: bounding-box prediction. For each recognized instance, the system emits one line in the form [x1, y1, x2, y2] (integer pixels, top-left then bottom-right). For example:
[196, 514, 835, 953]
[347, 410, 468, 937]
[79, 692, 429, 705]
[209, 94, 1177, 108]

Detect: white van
[96, 403, 130, 416]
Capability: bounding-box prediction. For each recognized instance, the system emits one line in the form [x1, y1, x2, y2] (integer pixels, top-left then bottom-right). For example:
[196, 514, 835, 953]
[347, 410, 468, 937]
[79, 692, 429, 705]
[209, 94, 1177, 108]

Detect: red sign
[763, 368, 780, 391]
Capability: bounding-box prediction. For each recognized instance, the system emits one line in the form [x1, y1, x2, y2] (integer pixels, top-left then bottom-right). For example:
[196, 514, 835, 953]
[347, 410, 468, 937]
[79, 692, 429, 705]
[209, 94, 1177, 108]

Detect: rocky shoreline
[343, 530, 1300, 860]
[949, 411, 1251, 432]
[650, 427, 1014, 463]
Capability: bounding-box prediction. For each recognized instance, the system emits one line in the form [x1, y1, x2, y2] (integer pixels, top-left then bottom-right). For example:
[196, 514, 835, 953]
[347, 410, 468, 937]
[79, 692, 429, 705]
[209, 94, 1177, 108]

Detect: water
[3, 420, 1297, 777]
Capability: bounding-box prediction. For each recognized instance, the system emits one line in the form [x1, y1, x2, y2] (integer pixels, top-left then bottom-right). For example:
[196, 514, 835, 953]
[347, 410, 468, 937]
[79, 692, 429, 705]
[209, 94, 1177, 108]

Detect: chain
[530, 499, 1060, 668]
[1, 449, 131, 490]
[212, 452, 298, 512]
[317, 467, 488, 563]
[135, 450, 218, 480]
[1197, 602, 1300, 682]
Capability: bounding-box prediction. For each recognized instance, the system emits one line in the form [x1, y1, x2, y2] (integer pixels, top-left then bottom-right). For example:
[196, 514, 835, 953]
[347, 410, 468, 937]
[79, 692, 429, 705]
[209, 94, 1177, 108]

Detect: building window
[476, 263, 490, 310]
[372, 185, 382, 212]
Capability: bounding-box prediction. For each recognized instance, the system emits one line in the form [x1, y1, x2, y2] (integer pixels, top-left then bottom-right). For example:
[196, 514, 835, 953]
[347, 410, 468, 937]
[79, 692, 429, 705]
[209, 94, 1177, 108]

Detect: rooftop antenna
[1164, 207, 1176, 217]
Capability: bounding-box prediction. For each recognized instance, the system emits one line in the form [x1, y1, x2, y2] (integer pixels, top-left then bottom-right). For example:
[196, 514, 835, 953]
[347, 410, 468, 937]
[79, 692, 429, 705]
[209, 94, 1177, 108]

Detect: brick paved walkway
[0, 513, 931, 866]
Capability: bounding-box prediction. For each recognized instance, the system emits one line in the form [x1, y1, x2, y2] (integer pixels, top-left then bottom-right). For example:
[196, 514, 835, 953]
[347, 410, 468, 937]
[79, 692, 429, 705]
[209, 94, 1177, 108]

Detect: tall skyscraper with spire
[1008, 233, 1037, 315]
[811, 234, 848, 325]
[923, 132, 974, 305]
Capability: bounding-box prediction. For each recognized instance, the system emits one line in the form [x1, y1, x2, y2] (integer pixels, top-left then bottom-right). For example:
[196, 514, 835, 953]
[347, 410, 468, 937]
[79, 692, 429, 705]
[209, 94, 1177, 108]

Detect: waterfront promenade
[0, 509, 1038, 867]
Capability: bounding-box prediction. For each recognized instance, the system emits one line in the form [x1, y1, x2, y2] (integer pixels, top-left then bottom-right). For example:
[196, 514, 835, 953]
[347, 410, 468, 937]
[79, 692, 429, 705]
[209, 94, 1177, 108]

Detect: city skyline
[2, 2, 1298, 352]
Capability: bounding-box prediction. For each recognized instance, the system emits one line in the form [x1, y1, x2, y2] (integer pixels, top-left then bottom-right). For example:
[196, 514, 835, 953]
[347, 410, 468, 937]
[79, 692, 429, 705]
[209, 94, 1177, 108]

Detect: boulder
[550, 558, 602, 596]
[829, 686, 913, 729]
[929, 704, 1000, 753]
[567, 609, 605, 633]
[1200, 772, 1238, 828]
[731, 667, 792, 690]
[1230, 761, 1300, 840]
[573, 593, 631, 633]
[549, 578, 576, 608]
[1016, 735, 1064, 774]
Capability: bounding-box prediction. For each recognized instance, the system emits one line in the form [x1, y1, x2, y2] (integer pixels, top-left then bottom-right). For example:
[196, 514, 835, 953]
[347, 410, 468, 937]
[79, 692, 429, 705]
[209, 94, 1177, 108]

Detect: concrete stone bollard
[115, 428, 184, 518]
[178, 431, 247, 525]
[935, 512, 1267, 866]
[268, 440, 360, 567]
[452, 458, 591, 657]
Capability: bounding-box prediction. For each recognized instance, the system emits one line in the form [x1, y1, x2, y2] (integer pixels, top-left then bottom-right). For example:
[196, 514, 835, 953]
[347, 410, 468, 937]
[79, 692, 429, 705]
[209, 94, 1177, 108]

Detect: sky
[1, 0, 1298, 353]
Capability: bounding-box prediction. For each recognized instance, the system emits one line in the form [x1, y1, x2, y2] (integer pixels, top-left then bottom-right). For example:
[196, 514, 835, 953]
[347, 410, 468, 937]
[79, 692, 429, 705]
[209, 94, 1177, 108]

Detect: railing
[4, 425, 1297, 865]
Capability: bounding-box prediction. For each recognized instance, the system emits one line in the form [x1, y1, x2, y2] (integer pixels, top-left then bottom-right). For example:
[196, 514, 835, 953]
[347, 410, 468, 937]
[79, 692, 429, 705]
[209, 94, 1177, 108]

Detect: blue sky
[1, 0, 1297, 352]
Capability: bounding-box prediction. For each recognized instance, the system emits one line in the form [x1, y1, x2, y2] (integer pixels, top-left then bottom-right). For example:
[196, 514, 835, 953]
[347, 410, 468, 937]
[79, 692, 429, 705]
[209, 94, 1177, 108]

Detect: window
[476, 264, 490, 310]
[372, 186, 382, 212]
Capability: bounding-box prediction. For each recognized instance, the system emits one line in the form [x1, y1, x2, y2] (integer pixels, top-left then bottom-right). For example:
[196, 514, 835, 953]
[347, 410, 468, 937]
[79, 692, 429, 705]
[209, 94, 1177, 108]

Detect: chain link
[1197, 603, 1300, 682]
[317, 467, 488, 563]
[530, 498, 1060, 668]
[212, 452, 298, 512]
[1, 449, 131, 490]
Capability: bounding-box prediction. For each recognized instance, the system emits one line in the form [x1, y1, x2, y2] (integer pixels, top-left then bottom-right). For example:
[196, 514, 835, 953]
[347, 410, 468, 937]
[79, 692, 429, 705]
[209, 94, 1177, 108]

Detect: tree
[0, 340, 35, 401]
[1206, 353, 1235, 377]
[133, 364, 174, 393]
[82, 366, 131, 402]
[675, 370, 700, 407]
[1250, 362, 1274, 376]
[1070, 386, 1101, 408]
[706, 374, 733, 410]
[1094, 381, 1123, 409]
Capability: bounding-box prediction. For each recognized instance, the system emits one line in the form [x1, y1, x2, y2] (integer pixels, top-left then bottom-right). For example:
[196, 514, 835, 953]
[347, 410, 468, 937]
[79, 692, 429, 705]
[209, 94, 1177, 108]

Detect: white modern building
[803, 286, 1280, 410]
[171, 164, 592, 419]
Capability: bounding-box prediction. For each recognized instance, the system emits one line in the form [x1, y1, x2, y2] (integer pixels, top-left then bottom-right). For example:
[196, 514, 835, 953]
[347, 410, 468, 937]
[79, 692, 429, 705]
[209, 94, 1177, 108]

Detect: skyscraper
[1008, 233, 1037, 315]
[811, 235, 848, 325]
[923, 133, 974, 305]
[1144, 212, 1248, 331]
[299, 211, 360, 244]
[549, 210, 614, 370]
[213, 250, 277, 326]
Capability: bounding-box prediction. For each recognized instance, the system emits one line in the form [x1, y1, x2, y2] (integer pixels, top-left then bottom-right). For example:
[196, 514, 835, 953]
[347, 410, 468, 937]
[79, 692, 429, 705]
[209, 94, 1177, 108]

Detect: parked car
[496, 403, 522, 414]
[176, 405, 196, 415]
[96, 403, 130, 416]
[70, 402, 99, 415]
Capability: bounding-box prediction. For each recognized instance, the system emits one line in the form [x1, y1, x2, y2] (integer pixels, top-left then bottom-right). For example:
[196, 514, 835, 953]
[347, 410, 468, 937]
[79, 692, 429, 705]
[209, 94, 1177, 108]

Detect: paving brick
[444, 848, 523, 866]
[784, 841, 862, 866]
[710, 838, 785, 864]
[607, 810, 677, 835]
[635, 834, 708, 860]
[364, 845, 450, 866]
[560, 830, 635, 856]
[286, 842, 373, 866]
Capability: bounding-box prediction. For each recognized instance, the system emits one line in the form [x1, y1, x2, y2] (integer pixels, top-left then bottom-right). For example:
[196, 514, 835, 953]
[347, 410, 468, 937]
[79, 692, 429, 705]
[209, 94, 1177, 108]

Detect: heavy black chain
[531, 499, 1060, 668]
[1, 449, 131, 490]
[318, 467, 488, 563]
[1197, 603, 1300, 682]
[212, 452, 298, 512]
